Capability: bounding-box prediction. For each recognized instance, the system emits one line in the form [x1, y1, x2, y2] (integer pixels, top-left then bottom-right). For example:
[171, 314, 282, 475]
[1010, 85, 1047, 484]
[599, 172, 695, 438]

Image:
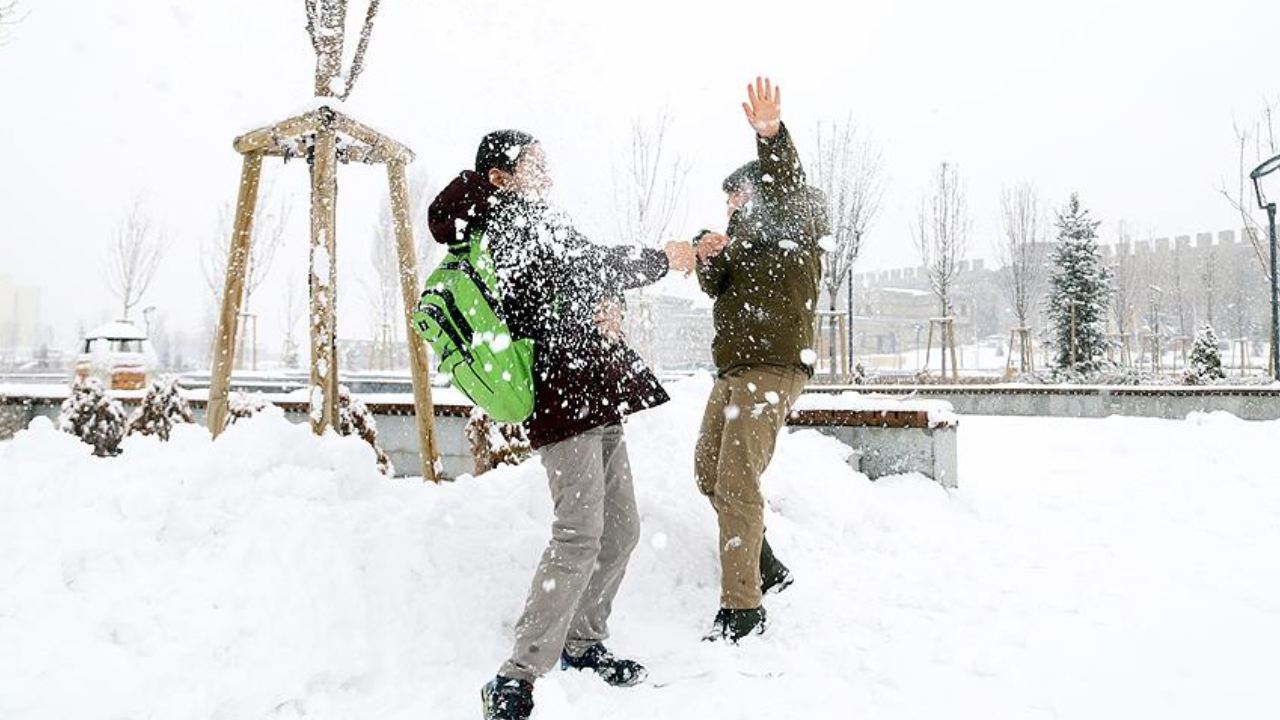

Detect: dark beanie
[475, 129, 538, 176]
[722, 160, 762, 194]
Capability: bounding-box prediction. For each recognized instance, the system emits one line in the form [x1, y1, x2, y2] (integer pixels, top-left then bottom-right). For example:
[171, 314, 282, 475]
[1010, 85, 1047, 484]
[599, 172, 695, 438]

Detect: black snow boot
[560, 643, 648, 687]
[760, 536, 794, 596]
[703, 607, 768, 643]
[481, 676, 533, 720]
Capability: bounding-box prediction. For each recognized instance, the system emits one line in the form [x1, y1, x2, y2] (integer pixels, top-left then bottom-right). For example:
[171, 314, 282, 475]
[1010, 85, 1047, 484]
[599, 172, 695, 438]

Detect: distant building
[0, 273, 41, 354]
[624, 291, 715, 373]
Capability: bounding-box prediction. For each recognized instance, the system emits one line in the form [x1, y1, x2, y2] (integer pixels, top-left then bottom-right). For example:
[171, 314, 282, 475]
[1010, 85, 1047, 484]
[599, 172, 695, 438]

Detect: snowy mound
[2, 379, 1278, 720]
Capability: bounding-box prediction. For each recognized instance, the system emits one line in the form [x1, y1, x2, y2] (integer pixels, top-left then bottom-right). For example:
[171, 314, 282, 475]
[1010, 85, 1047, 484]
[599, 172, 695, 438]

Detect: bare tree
[0, 1, 21, 45]
[611, 111, 691, 364]
[1219, 97, 1278, 282]
[810, 118, 885, 374]
[200, 191, 290, 367]
[365, 167, 433, 369]
[1111, 222, 1143, 362]
[612, 110, 691, 248]
[304, 0, 382, 99]
[995, 183, 1048, 330]
[281, 274, 304, 369]
[106, 201, 167, 321]
[913, 163, 971, 368]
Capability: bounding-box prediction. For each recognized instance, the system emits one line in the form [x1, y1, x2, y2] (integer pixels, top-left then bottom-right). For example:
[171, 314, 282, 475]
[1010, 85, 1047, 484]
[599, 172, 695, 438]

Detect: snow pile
[2, 379, 1278, 720]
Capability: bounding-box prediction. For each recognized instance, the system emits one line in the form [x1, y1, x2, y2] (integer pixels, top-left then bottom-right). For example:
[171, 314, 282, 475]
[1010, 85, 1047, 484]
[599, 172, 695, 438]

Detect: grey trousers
[498, 423, 641, 682]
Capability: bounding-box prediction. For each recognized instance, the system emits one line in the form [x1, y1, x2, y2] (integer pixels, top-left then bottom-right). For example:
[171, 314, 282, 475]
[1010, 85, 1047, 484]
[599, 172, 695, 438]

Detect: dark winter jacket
[429, 172, 671, 449]
[698, 123, 830, 377]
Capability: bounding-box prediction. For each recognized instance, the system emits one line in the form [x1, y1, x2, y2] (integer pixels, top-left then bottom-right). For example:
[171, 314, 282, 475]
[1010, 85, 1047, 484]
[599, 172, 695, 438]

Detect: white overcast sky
[1, 0, 1277, 350]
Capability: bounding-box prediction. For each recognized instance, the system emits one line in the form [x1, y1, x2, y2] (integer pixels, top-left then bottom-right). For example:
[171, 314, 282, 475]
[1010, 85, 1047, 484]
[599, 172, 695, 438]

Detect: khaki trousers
[499, 423, 640, 681]
[694, 365, 807, 609]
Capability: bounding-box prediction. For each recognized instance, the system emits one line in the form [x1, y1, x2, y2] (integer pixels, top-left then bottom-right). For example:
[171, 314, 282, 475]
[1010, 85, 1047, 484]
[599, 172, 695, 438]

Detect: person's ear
[488, 168, 508, 187]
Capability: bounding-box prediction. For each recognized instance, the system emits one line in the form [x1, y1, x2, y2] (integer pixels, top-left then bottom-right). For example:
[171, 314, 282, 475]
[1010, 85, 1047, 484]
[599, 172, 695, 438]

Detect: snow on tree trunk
[336, 386, 393, 476]
[57, 379, 127, 457]
[1185, 322, 1226, 385]
[126, 378, 194, 441]
[465, 407, 532, 476]
[1045, 193, 1113, 375]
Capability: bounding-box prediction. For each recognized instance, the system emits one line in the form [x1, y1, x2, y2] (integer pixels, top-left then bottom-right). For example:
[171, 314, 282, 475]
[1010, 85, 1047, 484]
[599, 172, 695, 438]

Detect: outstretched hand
[664, 240, 697, 275]
[742, 76, 782, 138]
[695, 232, 730, 264]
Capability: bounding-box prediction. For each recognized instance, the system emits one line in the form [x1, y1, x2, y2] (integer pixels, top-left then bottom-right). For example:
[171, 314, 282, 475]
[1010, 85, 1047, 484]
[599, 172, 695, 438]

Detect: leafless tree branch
[612, 110, 691, 248]
[1218, 98, 1278, 282]
[809, 117, 885, 308]
[340, 0, 380, 101]
[106, 201, 168, 321]
[994, 182, 1048, 330]
[913, 162, 971, 318]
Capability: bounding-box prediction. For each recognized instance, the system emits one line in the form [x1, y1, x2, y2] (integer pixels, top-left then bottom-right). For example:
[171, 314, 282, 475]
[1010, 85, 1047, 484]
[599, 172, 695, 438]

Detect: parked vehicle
[74, 321, 157, 391]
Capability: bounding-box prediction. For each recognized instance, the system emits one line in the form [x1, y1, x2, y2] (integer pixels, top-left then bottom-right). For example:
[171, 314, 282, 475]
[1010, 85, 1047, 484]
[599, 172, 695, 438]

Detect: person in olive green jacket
[693, 77, 829, 642]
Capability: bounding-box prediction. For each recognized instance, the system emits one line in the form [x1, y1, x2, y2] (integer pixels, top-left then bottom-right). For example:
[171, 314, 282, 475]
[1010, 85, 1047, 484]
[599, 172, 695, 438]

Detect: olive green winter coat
[697, 124, 829, 377]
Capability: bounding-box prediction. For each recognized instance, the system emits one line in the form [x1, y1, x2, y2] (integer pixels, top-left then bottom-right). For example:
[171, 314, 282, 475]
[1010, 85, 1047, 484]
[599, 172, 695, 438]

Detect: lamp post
[1251, 153, 1280, 381]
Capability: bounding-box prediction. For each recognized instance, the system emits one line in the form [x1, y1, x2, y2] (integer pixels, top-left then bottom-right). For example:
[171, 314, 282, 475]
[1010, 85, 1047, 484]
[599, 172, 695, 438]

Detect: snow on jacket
[697, 123, 829, 377]
[429, 171, 671, 448]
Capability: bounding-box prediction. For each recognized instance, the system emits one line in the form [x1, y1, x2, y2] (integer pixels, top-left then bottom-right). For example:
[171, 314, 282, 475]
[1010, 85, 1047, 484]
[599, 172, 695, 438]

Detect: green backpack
[413, 230, 535, 423]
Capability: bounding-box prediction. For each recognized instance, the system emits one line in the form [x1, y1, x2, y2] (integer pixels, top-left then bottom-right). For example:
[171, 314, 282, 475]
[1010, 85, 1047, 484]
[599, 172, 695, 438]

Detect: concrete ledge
[2, 393, 960, 485]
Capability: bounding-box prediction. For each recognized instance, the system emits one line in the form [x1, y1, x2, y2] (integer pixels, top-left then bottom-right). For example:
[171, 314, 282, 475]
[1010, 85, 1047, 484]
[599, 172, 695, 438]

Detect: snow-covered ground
[1, 377, 1277, 720]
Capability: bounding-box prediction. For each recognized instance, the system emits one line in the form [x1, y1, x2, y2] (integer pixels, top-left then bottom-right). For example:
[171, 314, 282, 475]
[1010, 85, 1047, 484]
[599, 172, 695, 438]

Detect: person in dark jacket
[692, 78, 830, 643]
[428, 130, 697, 720]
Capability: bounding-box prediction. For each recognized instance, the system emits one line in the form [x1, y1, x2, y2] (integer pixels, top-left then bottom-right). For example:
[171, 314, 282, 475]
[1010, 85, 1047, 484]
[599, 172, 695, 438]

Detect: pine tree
[1186, 322, 1226, 384]
[1045, 193, 1113, 374]
[126, 378, 194, 441]
[57, 379, 127, 457]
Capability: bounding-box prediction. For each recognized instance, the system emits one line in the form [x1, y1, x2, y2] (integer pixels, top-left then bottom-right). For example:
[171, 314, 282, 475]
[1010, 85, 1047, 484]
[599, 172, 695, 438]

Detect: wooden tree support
[922, 316, 959, 381]
[1004, 326, 1034, 378]
[207, 104, 441, 482]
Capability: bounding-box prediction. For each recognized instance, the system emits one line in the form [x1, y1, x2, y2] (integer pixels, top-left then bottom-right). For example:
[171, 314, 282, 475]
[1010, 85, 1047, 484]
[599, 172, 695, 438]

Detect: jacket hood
[427, 170, 500, 246]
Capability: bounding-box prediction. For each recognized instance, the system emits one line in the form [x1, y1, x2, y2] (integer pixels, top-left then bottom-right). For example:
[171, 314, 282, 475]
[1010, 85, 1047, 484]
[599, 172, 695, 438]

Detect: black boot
[481, 676, 534, 720]
[703, 607, 768, 643]
[560, 643, 648, 687]
[760, 536, 794, 596]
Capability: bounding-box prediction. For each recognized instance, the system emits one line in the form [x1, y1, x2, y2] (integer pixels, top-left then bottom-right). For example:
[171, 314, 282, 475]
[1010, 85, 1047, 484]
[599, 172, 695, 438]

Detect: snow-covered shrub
[57, 378, 126, 457]
[1185, 323, 1226, 385]
[465, 407, 532, 476]
[337, 386, 393, 476]
[850, 362, 868, 385]
[227, 392, 268, 425]
[127, 378, 194, 440]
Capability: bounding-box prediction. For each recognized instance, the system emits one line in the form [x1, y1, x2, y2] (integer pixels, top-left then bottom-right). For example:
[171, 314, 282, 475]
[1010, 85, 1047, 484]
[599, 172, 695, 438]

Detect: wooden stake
[309, 120, 340, 434]
[387, 160, 441, 481]
[947, 319, 959, 381]
[207, 152, 263, 437]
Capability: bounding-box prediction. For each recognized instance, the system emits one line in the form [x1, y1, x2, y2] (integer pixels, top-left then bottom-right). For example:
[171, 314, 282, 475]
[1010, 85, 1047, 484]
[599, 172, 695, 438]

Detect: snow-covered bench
[788, 393, 959, 488]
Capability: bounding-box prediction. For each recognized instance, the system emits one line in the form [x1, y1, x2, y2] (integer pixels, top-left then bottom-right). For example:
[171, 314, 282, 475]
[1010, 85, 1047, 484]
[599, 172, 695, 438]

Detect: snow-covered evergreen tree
[337, 386, 393, 476]
[466, 407, 532, 476]
[126, 379, 194, 440]
[57, 379, 127, 457]
[1045, 193, 1112, 373]
[227, 391, 267, 425]
[1186, 322, 1226, 384]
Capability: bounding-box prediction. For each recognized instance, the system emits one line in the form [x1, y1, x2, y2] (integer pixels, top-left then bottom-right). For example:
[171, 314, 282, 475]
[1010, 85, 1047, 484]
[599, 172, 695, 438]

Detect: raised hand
[742, 76, 782, 138]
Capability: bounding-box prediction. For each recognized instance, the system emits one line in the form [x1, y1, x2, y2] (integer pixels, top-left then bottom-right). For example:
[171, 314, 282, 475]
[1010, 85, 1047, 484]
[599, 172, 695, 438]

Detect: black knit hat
[722, 160, 762, 194]
[475, 130, 538, 176]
